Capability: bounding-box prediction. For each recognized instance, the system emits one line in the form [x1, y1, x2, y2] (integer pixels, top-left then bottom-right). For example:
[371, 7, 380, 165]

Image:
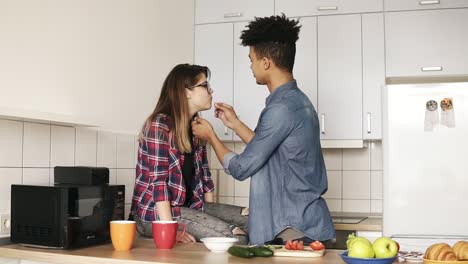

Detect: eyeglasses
[187, 81, 213, 94]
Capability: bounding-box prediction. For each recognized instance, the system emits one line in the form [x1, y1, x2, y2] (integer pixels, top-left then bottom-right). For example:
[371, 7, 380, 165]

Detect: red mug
[152, 220, 186, 249]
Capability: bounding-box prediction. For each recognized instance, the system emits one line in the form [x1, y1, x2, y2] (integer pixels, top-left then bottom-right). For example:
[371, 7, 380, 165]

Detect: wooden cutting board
[271, 246, 325, 258]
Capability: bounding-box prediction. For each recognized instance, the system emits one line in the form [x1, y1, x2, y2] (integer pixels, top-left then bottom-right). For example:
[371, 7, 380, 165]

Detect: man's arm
[231, 119, 255, 144]
[214, 103, 255, 144]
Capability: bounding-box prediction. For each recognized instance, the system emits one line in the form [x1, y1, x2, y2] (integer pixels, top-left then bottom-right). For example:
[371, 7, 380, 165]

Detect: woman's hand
[192, 117, 214, 141]
[177, 231, 196, 243]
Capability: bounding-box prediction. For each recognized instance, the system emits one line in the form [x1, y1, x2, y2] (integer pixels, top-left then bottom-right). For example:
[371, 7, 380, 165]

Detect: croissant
[453, 241, 468, 260]
[424, 243, 457, 261]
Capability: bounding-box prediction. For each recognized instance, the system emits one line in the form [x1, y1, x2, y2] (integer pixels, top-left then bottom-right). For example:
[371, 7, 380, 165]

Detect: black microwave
[11, 184, 125, 249]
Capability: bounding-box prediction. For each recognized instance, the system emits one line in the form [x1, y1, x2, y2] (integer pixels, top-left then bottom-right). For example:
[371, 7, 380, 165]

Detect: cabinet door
[318, 14, 362, 140]
[362, 13, 385, 140]
[195, 24, 234, 141]
[295, 17, 318, 108]
[384, 0, 468, 11]
[233, 23, 270, 141]
[385, 9, 468, 77]
[195, 0, 274, 24]
[276, 0, 383, 17]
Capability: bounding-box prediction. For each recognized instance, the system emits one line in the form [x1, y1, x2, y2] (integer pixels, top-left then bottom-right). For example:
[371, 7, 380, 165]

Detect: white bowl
[200, 237, 239, 253]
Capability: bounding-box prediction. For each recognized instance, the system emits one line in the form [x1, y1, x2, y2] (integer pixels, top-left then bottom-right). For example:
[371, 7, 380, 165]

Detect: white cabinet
[295, 17, 318, 108]
[233, 23, 270, 140]
[276, 0, 383, 17]
[318, 14, 363, 140]
[194, 24, 234, 141]
[195, 0, 274, 24]
[384, 0, 468, 11]
[385, 9, 468, 77]
[362, 13, 384, 140]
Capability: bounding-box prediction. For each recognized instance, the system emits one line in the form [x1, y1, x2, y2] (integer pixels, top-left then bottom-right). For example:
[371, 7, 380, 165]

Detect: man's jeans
[135, 202, 249, 245]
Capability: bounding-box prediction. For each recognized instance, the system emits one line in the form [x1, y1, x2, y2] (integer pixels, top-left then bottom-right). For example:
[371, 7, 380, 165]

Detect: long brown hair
[139, 64, 210, 153]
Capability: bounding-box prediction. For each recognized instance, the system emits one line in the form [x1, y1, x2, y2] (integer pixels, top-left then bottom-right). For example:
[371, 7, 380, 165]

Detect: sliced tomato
[297, 241, 304, 250]
[292, 240, 299, 250]
[309, 240, 325, 250]
[285, 240, 292, 250]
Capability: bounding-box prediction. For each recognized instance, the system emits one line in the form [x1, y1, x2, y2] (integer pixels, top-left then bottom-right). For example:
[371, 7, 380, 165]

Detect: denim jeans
[135, 202, 249, 245]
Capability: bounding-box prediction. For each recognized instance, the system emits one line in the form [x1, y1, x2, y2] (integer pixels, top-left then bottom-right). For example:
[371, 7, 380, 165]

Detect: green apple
[348, 236, 375, 258]
[373, 237, 399, 258]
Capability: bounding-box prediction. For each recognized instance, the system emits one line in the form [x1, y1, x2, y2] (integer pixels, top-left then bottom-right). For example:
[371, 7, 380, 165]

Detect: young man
[192, 14, 335, 245]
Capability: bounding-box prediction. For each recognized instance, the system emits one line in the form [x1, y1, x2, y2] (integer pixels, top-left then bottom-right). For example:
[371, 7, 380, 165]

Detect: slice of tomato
[297, 241, 304, 250]
[309, 240, 325, 250]
[285, 240, 292, 250]
[292, 240, 299, 250]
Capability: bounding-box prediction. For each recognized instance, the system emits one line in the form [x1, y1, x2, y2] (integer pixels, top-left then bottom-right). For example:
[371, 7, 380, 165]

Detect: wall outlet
[0, 214, 11, 234]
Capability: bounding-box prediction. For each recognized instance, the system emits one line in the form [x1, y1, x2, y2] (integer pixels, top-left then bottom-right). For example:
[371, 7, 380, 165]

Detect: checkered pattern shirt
[130, 113, 214, 221]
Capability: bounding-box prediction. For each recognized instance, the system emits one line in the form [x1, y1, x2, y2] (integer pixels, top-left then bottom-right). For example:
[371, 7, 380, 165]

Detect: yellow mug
[110, 220, 136, 251]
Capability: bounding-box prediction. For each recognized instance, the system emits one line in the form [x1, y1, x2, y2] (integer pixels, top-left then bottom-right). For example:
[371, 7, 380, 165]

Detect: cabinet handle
[419, 0, 440, 5]
[224, 126, 229, 135]
[421, 66, 443, 72]
[320, 114, 326, 134]
[367, 112, 372, 134]
[318, 6, 338, 11]
[224, 12, 243, 18]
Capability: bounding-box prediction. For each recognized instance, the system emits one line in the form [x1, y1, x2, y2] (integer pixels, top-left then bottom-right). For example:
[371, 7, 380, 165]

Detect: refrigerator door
[383, 83, 468, 241]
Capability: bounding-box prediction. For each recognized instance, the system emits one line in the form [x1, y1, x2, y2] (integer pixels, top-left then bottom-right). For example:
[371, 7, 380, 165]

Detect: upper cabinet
[195, 0, 274, 24]
[317, 14, 363, 140]
[194, 24, 234, 141]
[384, 0, 468, 11]
[233, 23, 270, 141]
[275, 0, 383, 17]
[385, 8, 468, 77]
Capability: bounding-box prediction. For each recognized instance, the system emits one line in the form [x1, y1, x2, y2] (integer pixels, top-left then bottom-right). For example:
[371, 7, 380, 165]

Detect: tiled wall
[209, 141, 383, 214]
[0, 119, 138, 238]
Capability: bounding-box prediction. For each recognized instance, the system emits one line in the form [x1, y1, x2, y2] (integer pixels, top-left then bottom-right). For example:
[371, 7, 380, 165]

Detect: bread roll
[424, 243, 457, 261]
[453, 240, 468, 260]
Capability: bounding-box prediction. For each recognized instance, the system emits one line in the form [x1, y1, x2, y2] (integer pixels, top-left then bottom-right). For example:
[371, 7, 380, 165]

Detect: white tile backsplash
[342, 199, 371, 213]
[325, 198, 342, 212]
[234, 197, 249, 207]
[323, 149, 342, 170]
[116, 134, 135, 169]
[22, 168, 49, 186]
[370, 141, 383, 170]
[97, 131, 117, 168]
[23, 123, 50, 167]
[343, 171, 371, 199]
[218, 196, 234, 205]
[218, 170, 234, 196]
[0, 120, 23, 167]
[50, 126, 75, 167]
[75, 127, 97, 166]
[323, 171, 342, 199]
[0, 168, 22, 212]
[371, 170, 383, 199]
[109, 169, 117, 185]
[343, 147, 371, 170]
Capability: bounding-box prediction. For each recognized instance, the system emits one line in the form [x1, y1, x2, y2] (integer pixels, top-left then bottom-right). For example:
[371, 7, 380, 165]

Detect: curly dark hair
[240, 14, 301, 72]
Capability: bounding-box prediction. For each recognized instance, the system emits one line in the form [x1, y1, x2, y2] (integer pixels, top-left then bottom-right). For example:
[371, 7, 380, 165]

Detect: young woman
[130, 64, 248, 244]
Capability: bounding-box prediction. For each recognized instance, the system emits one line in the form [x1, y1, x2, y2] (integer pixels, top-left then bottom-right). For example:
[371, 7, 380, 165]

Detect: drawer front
[385, 0, 468, 11]
[276, 0, 383, 17]
[195, 0, 274, 24]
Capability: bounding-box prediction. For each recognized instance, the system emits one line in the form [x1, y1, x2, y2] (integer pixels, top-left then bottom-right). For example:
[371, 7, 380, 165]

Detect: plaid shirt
[130, 113, 214, 221]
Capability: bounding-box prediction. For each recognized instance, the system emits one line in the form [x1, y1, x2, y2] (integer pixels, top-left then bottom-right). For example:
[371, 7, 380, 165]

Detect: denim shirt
[223, 80, 335, 245]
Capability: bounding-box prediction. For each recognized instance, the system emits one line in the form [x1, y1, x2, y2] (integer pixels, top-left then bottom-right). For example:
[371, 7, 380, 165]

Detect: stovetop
[332, 216, 367, 224]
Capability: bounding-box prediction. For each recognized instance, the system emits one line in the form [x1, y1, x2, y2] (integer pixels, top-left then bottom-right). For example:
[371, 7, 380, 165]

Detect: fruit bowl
[340, 251, 397, 264]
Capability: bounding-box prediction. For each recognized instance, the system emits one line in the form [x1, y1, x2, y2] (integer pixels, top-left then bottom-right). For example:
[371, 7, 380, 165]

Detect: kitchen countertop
[0, 238, 349, 264]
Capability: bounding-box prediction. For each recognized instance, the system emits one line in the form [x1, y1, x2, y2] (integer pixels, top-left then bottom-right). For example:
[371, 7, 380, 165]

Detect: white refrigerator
[383, 81, 468, 252]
